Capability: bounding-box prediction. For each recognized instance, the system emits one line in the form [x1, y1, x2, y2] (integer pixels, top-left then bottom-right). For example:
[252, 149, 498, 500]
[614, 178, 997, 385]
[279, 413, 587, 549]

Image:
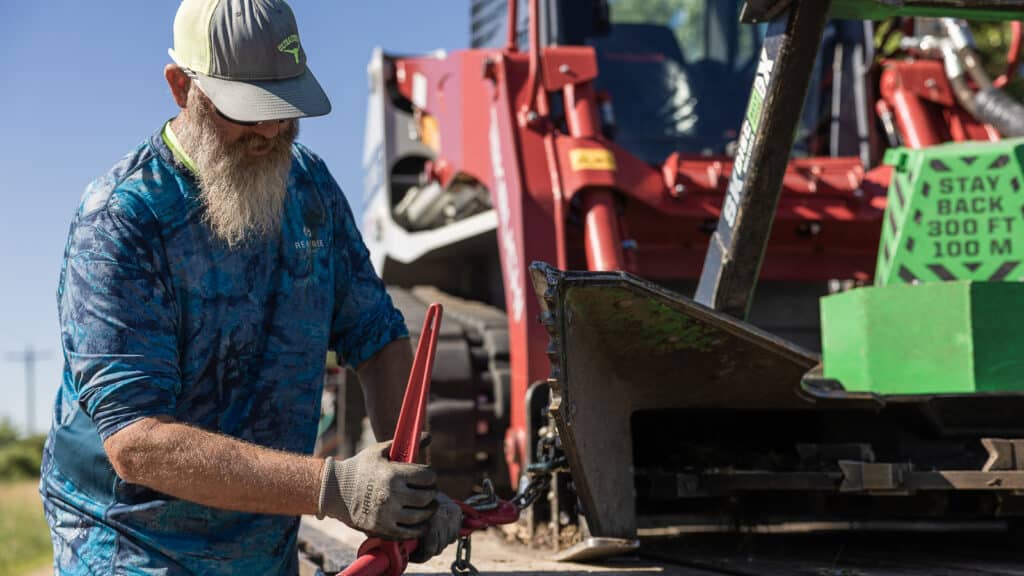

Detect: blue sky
[0, 1, 469, 435]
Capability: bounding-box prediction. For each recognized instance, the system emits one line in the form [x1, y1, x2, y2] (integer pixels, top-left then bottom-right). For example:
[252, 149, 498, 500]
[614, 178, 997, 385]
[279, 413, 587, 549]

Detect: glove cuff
[317, 455, 365, 525]
[316, 457, 335, 520]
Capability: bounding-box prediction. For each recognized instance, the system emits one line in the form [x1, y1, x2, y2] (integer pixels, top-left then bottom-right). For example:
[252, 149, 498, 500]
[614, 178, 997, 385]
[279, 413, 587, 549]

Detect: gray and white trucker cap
[169, 0, 331, 122]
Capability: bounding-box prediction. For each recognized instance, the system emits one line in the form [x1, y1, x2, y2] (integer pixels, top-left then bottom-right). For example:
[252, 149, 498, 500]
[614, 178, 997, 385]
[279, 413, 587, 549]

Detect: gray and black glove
[410, 492, 463, 563]
[317, 441, 438, 540]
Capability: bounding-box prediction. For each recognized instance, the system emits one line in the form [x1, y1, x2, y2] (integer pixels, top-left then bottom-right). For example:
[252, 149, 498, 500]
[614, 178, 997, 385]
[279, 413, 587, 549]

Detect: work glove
[409, 492, 463, 563]
[317, 441, 438, 540]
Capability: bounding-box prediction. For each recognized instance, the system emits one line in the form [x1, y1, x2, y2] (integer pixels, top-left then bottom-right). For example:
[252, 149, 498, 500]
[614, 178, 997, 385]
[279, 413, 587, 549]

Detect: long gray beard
[177, 90, 299, 248]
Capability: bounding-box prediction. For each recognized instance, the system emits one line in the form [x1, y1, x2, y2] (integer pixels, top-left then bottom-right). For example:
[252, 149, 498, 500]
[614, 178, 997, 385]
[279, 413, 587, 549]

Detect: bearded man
[39, 1, 462, 573]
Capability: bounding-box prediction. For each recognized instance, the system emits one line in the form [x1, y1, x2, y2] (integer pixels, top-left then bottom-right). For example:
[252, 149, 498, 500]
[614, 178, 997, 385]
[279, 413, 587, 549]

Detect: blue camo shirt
[40, 125, 408, 575]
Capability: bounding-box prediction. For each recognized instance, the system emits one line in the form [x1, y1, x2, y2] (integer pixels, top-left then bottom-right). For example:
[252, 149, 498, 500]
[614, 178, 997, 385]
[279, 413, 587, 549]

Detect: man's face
[201, 96, 293, 155]
[176, 82, 299, 248]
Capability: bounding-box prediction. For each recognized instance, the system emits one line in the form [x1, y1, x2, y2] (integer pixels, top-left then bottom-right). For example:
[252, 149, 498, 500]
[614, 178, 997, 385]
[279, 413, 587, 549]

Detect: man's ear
[164, 64, 191, 109]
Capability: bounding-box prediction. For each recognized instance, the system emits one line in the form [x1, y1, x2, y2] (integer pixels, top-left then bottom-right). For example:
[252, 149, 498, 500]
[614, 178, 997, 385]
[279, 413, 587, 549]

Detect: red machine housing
[383, 8, 1003, 486]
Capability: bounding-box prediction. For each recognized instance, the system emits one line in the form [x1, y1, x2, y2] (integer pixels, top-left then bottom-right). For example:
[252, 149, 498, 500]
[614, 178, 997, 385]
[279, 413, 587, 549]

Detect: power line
[6, 346, 47, 435]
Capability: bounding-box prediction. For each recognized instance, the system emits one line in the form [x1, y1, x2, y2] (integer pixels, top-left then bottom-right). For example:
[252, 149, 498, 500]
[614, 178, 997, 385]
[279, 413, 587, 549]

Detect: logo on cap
[277, 34, 301, 64]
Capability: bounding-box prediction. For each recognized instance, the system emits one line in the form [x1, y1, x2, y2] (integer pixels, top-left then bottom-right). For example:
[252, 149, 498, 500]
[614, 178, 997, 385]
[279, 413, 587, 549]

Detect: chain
[463, 478, 500, 511]
[511, 433, 568, 510]
[509, 471, 551, 510]
[450, 535, 479, 575]
[450, 430, 568, 575]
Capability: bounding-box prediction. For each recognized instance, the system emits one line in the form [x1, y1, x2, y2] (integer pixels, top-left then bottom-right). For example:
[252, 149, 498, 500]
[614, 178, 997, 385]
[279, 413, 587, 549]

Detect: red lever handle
[341, 304, 443, 576]
[389, 304, 442, 464]
[340, 303, 525, 575]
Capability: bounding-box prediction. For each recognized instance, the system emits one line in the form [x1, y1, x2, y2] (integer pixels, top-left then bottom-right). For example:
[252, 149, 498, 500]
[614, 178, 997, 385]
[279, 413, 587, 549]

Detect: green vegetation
[0, 481, 51, 574]
[0, 421, 51, 574]
[0, 482, 51, 574]
[0, 421, 45, 482]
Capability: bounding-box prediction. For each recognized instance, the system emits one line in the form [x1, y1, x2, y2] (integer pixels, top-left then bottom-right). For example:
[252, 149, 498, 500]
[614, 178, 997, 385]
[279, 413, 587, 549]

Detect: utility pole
[7, 347, 46, 435]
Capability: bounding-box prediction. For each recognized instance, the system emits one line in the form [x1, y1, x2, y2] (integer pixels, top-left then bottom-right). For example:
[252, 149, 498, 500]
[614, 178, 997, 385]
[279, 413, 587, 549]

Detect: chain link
[511, 434, 568, 510]
[450, 536, 479, 575]
[463, 478, 500, 512]
[509, 472, 551, 510]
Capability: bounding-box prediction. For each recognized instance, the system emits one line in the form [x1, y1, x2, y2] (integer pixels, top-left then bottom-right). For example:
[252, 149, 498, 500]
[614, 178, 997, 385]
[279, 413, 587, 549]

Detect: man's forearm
[104, 417, 323, 516]
[357, 337, 413, 441]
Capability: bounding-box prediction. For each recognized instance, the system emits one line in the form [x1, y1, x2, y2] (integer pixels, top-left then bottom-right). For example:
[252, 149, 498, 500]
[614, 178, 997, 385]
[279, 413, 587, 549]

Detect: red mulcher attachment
[341, 304, 520, 576]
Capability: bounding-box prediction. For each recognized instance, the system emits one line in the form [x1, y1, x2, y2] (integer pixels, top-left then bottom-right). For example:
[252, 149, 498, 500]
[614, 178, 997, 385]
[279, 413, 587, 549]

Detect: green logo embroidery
[278, 34, 301, 64]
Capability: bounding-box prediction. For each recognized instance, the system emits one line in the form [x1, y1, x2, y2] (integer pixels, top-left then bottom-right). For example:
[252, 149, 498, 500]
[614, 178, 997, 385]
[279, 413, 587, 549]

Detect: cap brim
[191, 67, 332, 123]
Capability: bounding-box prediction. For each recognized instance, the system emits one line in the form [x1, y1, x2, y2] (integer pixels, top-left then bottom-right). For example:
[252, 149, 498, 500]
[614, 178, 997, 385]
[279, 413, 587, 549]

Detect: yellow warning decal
[569, 148, 616, 171]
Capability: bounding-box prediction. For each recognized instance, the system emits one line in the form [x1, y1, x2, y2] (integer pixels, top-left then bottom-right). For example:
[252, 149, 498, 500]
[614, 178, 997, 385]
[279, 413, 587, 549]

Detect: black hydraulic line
[945, 26, 1024, 138]
[974, 88, 1024, 137]
[695, 0, 833, 319]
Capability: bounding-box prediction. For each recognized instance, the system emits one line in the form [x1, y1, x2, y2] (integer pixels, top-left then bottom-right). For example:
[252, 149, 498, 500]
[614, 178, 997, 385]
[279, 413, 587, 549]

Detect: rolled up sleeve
[61, 192, 180, 440]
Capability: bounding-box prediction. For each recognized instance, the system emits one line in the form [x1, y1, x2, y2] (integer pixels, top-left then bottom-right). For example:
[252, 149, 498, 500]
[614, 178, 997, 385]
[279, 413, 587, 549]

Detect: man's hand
[410, 492, 463, 563]
[318, 441, 438, 540]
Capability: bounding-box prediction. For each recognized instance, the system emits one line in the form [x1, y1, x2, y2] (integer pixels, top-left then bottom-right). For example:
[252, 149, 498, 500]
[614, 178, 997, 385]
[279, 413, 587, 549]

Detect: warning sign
[569, 148, 616, 172]
[877, 145, 1024, 285]
[928, 173, 1014, 262]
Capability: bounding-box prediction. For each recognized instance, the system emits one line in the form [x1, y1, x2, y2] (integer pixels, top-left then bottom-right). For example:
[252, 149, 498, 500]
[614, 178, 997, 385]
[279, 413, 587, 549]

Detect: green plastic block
[821, 282, 1024, 395]
[876, 138, 1024, 286]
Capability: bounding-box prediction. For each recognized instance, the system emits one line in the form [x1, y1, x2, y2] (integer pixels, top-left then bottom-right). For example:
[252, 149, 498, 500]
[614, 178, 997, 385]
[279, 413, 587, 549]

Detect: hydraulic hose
[961, 42, 1024, 137]
[941, 18, 1024, 138]
[973, 87, 1024, 137]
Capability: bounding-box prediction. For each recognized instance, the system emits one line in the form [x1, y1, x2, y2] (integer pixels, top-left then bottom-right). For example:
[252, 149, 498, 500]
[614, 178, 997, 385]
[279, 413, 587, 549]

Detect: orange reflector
[419, 113, 440, 151]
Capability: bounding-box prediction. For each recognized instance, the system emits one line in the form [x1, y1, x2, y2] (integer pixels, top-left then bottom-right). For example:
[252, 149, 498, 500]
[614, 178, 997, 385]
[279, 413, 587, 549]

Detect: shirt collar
[161, 120, 198, 174]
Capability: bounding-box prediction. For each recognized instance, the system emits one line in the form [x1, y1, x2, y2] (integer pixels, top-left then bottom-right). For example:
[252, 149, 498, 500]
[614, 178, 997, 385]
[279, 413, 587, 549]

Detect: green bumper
[822, 281, 1024, 394]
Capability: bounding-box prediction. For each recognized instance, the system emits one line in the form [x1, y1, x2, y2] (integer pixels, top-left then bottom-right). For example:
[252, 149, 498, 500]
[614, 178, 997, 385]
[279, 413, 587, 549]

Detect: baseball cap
[168, 0, 331, 122]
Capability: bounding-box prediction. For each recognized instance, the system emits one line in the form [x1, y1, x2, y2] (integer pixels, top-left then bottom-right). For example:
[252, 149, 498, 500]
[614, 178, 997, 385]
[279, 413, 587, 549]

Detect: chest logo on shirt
[295, 226, 325, 250]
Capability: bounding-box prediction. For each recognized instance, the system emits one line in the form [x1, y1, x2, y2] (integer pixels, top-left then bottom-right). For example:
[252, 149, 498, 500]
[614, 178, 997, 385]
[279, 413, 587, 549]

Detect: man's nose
[251, 120, 285, 139]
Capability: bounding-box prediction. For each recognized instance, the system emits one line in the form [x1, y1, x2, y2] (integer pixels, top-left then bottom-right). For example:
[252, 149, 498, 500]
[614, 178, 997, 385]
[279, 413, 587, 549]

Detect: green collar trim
[162, 120, 197, 174]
